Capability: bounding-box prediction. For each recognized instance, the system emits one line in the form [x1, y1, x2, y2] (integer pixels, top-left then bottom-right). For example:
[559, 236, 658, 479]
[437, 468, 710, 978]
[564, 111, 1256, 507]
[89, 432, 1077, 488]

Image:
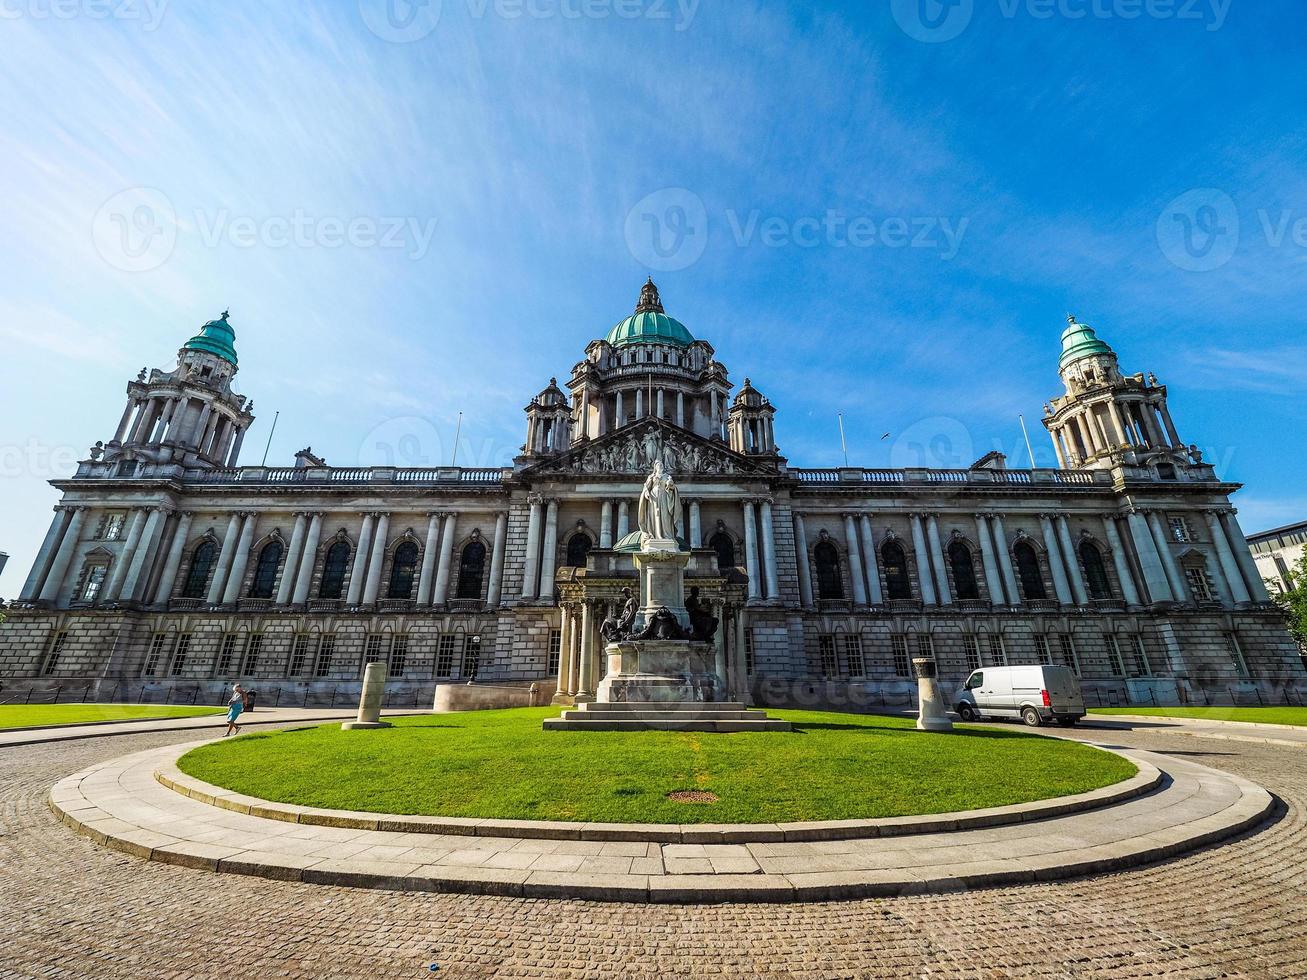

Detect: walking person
[223, 683, 245, 737]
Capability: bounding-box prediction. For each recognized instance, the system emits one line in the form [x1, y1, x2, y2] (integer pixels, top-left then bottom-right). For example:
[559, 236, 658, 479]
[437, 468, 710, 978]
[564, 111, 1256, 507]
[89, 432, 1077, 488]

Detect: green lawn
[1091, 706, 1307, 727]
[0, 704, 223, 730]
[178, 708, 1135, 824]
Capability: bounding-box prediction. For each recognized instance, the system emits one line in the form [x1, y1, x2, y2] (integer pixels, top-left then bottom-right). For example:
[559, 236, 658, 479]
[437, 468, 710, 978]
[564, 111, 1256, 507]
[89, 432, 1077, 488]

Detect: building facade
[1, 281, 1302, 707]
[1249, 520, 1307, 597]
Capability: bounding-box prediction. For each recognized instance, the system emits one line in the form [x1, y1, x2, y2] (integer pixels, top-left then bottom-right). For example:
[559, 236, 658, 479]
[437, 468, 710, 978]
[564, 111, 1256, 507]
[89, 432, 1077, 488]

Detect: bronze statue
[686, 587, 718, 643]
[600, 588, 639, 642]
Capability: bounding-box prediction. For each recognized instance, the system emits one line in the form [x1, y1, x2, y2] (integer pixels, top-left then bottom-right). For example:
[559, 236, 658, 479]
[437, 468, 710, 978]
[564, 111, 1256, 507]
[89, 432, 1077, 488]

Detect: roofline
[1248, 518, 1307, 542]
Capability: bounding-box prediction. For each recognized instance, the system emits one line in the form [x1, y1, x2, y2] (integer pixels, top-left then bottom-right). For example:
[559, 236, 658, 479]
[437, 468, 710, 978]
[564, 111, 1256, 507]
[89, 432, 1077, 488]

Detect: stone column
[433, 512, 458, 605]
[909, 514, 937, 606]
[1048, 429, 1066, 468]
[221, 513, 258, 605]
[579, 388, 590, 440]
[346, 514, 376, 606]
[859, 515, 883, 606]
[676, 390, 685, 428]
[1159, 401, 1183, 447]
[842, 513, 868, 607]
[127, 398, 156, 444]
[914, 657, 953, 732]
[183, 402, 211, 450]
[553, 606, 573, 702]
[688, 499, 701, 548]
[417, 512, 442, 605]
[538, 499, 560, 601]
[226, 427, 247, 466]
[925, 514, 952, 606]
[1101, 516, 1142, 608]
[520, 496, 544, 600]
[975, 514, 1004, 606]
[293, 513, 323, 605]
[575, 602, 595, 703]
[635, 388, 643, 419]
[712, 599, 728, 696]
[759, 498, 780, 600]
[121, 507, 166, 602]
[111, 399, 138, 444]
[207, 512, 244, 604]
[615, 390, 624, 427]
[342, 662, 391, 730]
[733, 607, 751, 704]
[742, 499, 761, 601]
[1055, 515, 1089, 606]
[362, 512, 390, 604]
[1126, 510, 1172, 604]
[37, 507, 87, 605]
[1221, 510, 1272, 602]
[656, 388, 664, 418]
[568, 607, 582, 694]
[21, 508, 72, 601]
[487, 511, 508, 607]
[276, 513, 309, 606]
[600, 500, 614, 548]
[991, 515, 1020, 606]
[617, 499, 630, 539]
[793, 513, 814, 608]
[1204, 510, 1250, 606]
[153, 510, 194, 604]
[1146, 511, 1187, 602]
[1039, 514, 1073, 605]
[102, 508, 148, 603]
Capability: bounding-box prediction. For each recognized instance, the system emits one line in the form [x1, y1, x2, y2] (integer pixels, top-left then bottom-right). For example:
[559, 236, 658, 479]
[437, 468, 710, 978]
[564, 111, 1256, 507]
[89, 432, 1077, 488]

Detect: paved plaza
[2, 719, 1305, 978]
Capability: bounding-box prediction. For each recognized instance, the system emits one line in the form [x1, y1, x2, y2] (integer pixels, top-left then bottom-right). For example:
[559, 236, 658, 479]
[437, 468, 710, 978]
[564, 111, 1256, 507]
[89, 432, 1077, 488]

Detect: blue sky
[1, 0, 1305, 595]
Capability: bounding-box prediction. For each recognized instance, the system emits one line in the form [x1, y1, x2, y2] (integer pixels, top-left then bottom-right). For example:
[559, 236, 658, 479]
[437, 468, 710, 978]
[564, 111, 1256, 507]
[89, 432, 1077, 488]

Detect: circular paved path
[2, 723, 1305, 978]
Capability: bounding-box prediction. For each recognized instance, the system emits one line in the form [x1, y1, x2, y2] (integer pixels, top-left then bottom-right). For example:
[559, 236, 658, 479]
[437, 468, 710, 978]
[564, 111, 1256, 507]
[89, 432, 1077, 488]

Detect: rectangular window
[242, 635, 263, 676]
[1126, 635, 1152, 678]
[313, 635, 336, 678]
[818, 635, 838, 676]
[891, 635, 911, 676]
[1057, 634, 1080, 674]
[1168, 517, 1192, 543]
[744, 628, 755, 675]
[1185, 567, 1213, 601]
[1033, 635, 1052, 665]
[461, 635, 482, 678]
[1103, 633, 1126, 676]
[362, 634, 388, 675]
[913, 633, 935, 660]
[288, 635, 312, 676]
[81, 566, 108, 603]
[42, 631, 69, 676]
[168, 634, 192, 677]
[142, 633, 170, 677]
[547, 628, 562, 676]
[1226, 633, 1251, 679]
[962, 634, 981, 672]
[215, 634, 241, 676]
[102, 513, 126, 541]
[842, 635, 866, 677]
[436, 635, 456, 678]
[389, 636, 409, 678]
[986, 633, 1007, 667]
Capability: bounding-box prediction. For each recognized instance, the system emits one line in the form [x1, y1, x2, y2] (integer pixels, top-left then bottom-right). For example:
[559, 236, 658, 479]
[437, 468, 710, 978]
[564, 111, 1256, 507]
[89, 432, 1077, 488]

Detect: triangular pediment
[521, 418, 777, 478]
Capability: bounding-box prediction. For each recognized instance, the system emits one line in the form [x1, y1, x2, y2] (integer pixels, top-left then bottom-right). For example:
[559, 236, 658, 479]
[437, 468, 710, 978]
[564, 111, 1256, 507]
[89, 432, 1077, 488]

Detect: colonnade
[112, 392, 247, 466]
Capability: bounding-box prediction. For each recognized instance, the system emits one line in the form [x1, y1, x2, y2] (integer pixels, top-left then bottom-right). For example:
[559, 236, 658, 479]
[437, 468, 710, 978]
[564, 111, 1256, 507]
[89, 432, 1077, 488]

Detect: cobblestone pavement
[1, 724, 1304, 979]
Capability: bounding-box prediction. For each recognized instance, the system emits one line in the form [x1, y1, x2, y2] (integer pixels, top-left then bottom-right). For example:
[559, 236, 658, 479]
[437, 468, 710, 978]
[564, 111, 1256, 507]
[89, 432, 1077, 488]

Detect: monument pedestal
[595, 639, 717, 704]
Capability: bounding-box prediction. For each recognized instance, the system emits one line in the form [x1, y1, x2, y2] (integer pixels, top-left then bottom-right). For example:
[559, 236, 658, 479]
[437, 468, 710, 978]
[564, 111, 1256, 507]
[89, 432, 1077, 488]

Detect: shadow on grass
[789, 721, 1041, 741]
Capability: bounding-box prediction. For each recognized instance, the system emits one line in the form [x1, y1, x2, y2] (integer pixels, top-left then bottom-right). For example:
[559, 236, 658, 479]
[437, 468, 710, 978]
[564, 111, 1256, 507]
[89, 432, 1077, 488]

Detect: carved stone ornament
[526, 419, 771, 477]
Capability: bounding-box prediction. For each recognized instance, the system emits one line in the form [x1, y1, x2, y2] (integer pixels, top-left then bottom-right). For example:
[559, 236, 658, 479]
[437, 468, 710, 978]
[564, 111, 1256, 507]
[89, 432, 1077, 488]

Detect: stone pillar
[37, 507, 87, 605]
[925, 514, 952, 606]
[635, 387, 643, 419]
[991, 515, 1019, 606]
[1039, 514, 1073, 605]
[568, 607, 582, 694]
[909, 514, 937, 606]
[575, 602, 595, 703]
[227, 427, 247, 467]
[1048, 429, 1066, 468]
[688, 499, 701, 548]
[975, 514, 1003, 606]
[21, 508, 72, 601]
[520, 496, 544, 600]
[615, 390, 624, 427]
[656, 388, 664, 418]
[1204, 510, 1250, 606]
[1126, 510, 1172, 604]
[1221, 510, 1272, 602]
[127, 398, 156, 444]
[417, 512, 441, 605]
[293, 513, 323, 605]
[183, 402, 210, 450]
[600, 500, 614, 548]
[538, 499, 560, 601]
[742, 499, 761, 601]
[153, 510, 194, 604]
[433, 512, 458, 605]
[1159, 401, 1183, 447]
[346, 513, 376, 606]
[1146, 511, 1187, 602]
[1102, 516, 1142, 608]
[793, 513, 814, 608]
[121, 507, 166, 602]
[342, 662, 391, 730]
[1055, 516, 1089, 606]
[553, 606, 573, 703]
[362, 512, 390, 604]
[207, 512, 244, 604]
[913, 657, 953, 732]
[842, 513, 868, 607]
[859, 515, 883, 606]
[487, 511, 508, 607]
[733, 607, 751, 704]
[712, 599, 728, 696]
[617, 499, 630, 539]
[102, 508, 148, 603]
[221, 513, 258, 605]
[111, 399, 137, 444]
[276, 513, 309, 606]
[676, 390, 685, 428]
[759, 498, 780, 601]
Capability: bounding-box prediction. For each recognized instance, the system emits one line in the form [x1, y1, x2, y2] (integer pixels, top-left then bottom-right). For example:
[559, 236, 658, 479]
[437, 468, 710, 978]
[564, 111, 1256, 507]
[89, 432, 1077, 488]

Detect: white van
[954, 665, 1085, 727]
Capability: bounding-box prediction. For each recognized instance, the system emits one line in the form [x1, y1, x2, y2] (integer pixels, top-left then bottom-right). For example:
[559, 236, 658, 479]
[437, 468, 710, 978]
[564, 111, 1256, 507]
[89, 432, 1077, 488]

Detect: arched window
[319, 541, 351, 599]
[882, 541, 913, 600]
[387, 541, 419, 600]
[710, 531, 735, 572]
[948, 541, 980, 600]
[566, 534, 592, 568]
[249, 541, 283, 599]
[456, 540, 487, 599]
[1080, 541, 1112, 600]
[1013, 542, 1047, 600]
[813, 540, 843, 600]
[180, 541, 216, 599]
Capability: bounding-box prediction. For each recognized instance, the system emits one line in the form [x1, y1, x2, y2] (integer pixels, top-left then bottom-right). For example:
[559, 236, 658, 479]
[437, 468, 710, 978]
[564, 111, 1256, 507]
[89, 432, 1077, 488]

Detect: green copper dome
[1059, 315, 1113, 370]
[605, 278, 695, 348]
[183, 310, 238, 366]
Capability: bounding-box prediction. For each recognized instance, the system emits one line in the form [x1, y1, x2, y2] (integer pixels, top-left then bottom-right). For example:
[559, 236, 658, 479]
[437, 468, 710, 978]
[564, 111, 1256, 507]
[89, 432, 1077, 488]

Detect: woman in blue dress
[223, 683, 245, 737]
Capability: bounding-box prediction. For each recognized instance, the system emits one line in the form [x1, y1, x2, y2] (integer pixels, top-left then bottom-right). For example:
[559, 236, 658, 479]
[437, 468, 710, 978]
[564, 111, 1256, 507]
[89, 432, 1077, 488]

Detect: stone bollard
[342, 662, 392, 730]
[913, 657, 954, 732]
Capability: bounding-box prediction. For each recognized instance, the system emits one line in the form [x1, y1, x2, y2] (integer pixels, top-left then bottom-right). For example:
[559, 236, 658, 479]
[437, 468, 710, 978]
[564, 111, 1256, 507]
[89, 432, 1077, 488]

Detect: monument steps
[544, 701, 793, 732]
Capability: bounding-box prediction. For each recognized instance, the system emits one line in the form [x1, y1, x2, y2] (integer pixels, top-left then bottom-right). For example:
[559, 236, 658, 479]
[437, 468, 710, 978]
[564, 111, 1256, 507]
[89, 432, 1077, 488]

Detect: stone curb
[153, 747, 1161, 845]
[0, 711, 225, 734]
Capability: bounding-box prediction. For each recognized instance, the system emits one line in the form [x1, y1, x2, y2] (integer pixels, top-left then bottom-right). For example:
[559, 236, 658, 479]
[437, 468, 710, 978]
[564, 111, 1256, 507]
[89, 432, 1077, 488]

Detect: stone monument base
[543, 701, 792, 733]
[595, 639, 717, 704]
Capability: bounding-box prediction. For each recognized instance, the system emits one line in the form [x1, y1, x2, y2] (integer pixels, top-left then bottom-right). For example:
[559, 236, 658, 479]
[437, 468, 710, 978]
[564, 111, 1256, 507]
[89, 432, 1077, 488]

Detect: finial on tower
[635, 277, 665, 315]
[221, 309, 230, 319]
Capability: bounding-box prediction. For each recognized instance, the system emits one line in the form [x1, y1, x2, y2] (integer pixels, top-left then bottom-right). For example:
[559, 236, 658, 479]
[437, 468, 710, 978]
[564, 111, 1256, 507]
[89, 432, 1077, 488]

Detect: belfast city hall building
[1, 280, 1301, 707]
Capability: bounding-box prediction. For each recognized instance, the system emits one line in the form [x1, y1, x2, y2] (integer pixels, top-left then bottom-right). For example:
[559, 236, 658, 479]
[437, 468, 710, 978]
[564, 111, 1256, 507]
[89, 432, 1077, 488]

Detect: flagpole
[1018, 413, 1036, 469]
[260, 411, 279, 466]
[837, 413, 848, 466]
[450, 411, 463, 466]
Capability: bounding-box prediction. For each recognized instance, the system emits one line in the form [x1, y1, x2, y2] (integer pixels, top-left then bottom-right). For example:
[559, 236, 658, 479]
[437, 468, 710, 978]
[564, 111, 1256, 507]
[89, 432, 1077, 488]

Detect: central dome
[605, 278, 695, 348]
[183, 310, 239, 366]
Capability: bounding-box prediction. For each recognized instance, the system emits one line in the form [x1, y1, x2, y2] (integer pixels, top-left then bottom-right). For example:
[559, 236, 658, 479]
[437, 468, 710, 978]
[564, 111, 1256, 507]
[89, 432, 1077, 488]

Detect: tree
[1269, 552, 1307, 653]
